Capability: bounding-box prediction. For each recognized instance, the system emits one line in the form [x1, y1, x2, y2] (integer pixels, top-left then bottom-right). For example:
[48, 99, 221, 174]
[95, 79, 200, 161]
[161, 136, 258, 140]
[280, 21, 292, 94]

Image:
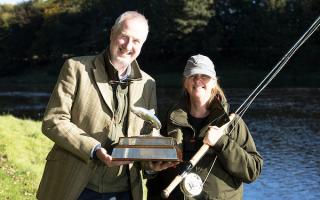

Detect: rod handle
[189, 144, 210, 166]
[161, 175, 184, 199]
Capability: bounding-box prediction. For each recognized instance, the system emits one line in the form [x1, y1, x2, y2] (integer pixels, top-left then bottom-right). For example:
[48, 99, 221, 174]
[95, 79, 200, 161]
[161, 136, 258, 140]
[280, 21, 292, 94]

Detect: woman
[147, 54, 263, 200]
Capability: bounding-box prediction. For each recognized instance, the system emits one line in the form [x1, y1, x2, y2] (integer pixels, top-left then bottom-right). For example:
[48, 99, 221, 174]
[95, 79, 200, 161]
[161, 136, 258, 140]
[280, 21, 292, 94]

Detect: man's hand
[148, 161, 179, 172]
[96, 148, 132, 167]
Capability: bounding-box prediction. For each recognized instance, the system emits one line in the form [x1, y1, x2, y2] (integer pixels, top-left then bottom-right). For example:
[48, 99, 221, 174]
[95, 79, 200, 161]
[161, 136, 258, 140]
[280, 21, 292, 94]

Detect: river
[0, 87, 319, 199]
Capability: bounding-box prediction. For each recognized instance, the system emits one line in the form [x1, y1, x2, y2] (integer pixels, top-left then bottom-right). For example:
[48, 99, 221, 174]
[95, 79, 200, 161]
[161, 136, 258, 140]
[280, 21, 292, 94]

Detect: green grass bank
[0, 115, 53, 200]
[0, 116, 149, 199]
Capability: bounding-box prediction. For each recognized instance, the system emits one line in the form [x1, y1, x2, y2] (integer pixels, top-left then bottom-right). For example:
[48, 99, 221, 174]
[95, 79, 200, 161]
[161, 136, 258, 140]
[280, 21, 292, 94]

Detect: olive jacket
[37, 50, 157, 200]
[147, 97, 263, 200]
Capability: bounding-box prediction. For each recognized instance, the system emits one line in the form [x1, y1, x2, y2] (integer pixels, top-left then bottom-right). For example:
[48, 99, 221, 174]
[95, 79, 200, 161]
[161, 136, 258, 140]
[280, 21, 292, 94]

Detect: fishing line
[229, 16, 320, 133]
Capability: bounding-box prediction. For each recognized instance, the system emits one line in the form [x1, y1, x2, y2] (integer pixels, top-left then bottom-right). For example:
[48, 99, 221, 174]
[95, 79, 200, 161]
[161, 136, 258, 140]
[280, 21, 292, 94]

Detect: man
[37, 11, 156, 200]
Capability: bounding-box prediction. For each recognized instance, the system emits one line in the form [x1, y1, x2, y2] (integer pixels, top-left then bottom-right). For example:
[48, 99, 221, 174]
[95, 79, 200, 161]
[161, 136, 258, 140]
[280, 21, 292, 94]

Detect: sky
[0, 0, 27, 4]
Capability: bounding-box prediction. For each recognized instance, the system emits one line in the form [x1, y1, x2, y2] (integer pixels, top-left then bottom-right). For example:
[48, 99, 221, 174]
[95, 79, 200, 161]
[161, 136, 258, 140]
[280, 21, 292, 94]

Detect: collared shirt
[119, 64, 131, 81]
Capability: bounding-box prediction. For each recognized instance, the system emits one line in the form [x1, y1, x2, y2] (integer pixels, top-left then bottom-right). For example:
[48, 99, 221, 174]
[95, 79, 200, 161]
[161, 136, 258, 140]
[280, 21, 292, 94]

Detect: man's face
[109, 18, 148, 69]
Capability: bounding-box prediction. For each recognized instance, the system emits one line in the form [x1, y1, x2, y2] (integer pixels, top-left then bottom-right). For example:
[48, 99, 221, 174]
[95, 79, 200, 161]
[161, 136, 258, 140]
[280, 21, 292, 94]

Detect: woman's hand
[203, 126, 224, 147]
[96, 148, 132, 167]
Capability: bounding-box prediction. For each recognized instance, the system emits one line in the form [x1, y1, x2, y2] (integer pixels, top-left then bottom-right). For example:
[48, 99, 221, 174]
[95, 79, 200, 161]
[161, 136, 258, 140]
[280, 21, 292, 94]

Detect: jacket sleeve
[42, 59, 100, 163]
[212, 115, 263, 183]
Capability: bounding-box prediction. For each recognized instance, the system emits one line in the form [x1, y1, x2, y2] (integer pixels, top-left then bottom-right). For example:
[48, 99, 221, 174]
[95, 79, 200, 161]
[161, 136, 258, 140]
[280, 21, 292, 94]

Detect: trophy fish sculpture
[130, 106, 162, 136]
[111, 106, 181, 161]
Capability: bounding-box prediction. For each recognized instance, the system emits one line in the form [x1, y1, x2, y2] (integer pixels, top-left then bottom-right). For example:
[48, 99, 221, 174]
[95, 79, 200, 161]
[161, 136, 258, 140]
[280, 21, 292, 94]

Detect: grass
[0, 115, 53, 200]
[0, 116, 150, 200]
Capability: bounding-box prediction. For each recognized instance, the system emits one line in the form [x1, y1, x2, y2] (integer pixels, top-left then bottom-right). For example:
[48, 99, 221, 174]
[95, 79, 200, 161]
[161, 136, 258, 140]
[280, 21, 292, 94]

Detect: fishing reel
[180, 173, 203, 197]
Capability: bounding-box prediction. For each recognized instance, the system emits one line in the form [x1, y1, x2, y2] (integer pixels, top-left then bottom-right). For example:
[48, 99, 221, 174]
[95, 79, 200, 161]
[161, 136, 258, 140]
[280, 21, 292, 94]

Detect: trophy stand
[111, 107, 181, 161]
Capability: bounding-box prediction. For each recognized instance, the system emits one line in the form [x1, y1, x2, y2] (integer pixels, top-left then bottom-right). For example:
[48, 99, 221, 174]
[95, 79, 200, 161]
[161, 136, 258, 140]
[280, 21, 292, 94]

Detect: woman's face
[184, 74, 216, 102]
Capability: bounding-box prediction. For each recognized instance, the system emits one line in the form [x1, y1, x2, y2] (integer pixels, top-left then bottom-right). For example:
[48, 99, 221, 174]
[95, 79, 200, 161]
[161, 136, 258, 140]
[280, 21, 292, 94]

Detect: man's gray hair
[113, 11, 149, 33]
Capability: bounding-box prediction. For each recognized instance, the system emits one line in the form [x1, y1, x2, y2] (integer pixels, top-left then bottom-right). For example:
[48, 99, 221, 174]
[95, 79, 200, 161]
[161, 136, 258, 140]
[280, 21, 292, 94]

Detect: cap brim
[183, 68, 215, 78]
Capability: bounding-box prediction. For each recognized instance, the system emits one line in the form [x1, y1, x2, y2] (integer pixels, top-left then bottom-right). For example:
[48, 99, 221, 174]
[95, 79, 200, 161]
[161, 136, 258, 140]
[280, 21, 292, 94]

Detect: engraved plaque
[112, 136, 181, 161]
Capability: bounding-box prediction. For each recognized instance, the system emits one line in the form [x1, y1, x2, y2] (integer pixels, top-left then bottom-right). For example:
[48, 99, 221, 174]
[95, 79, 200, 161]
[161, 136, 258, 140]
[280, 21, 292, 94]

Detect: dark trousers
[78, 188, 133, 200]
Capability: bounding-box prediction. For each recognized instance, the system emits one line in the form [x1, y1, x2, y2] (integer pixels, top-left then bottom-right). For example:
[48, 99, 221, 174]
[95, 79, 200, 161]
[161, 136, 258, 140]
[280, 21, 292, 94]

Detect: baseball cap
[183, 54, 216, 78]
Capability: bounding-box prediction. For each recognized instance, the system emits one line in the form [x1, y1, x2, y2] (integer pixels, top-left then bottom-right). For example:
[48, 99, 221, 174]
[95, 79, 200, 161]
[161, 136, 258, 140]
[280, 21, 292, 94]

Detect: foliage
[0, 115, 53, 199]
[0, 0, 319, 85]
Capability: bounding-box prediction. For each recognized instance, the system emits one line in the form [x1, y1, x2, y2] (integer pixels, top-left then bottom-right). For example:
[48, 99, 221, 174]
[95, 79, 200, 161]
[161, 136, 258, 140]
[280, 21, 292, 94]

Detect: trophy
[111, 106, 181, 161]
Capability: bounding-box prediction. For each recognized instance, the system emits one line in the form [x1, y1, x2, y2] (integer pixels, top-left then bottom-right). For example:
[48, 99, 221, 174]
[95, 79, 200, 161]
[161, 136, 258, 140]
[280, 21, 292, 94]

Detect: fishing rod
[162, 15, 320, 199]
[235, 15, 320, 122]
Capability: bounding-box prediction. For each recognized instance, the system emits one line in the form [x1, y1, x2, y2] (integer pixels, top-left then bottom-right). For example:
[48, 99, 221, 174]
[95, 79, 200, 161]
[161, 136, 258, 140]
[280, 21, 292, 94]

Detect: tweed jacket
[37, 50, 157, 200]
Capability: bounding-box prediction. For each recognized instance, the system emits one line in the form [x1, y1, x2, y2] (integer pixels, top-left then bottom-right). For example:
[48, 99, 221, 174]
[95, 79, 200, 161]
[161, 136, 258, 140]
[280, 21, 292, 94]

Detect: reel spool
[180, 173, 203, 197]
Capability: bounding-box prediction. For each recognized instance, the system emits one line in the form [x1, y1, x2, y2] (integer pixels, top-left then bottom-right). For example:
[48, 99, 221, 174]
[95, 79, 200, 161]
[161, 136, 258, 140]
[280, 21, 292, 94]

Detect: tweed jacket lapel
[92, 51, 114, 115]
